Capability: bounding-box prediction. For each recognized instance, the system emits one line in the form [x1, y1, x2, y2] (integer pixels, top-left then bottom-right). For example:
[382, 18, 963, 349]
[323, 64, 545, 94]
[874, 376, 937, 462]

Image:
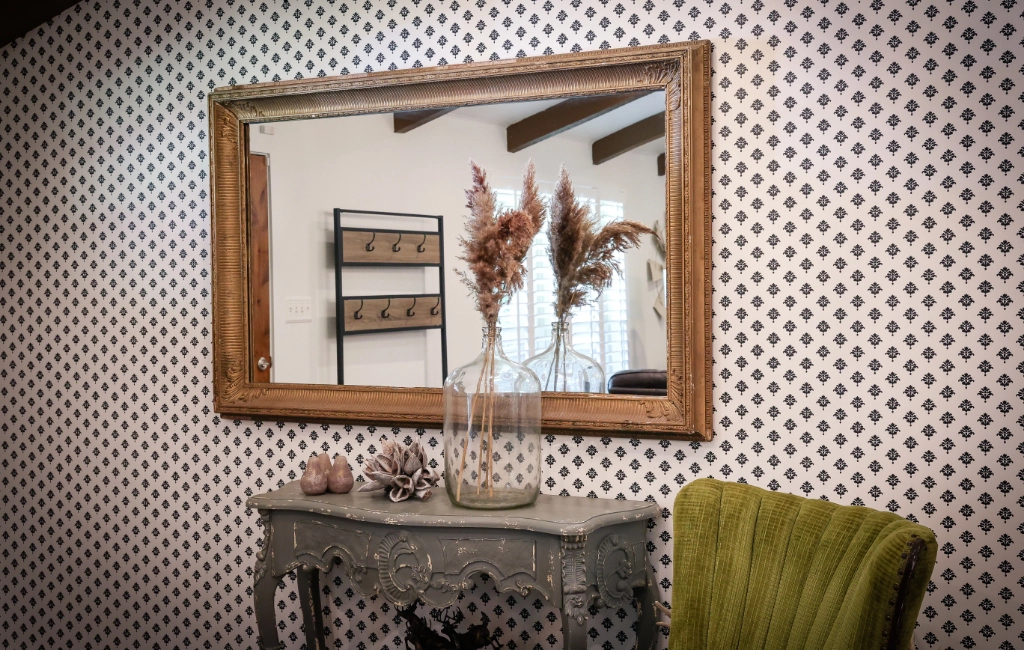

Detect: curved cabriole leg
[561, 534, 591, 650]
[254, 509, 285, 650]
[298, 568, 327, 650]
[561, 599, 590, 650]
[633, 561, 658, 650]
[254, 571, 285, 650]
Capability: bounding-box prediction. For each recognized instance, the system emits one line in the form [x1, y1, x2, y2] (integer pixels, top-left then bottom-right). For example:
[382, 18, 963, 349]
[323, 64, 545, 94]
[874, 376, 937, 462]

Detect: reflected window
[497, 190, 629, 377]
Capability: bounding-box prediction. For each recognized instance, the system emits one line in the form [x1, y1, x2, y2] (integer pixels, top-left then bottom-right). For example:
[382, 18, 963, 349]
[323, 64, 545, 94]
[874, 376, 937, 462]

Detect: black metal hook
[381, 298, 392, 319]
[407, 297, 417, 317]
[417, 234, 427, 253]
[430, 296, 441, 316]
[354, 299, 364, 320]
[365, 232, 376, 252]
[392, 233, 402, 252]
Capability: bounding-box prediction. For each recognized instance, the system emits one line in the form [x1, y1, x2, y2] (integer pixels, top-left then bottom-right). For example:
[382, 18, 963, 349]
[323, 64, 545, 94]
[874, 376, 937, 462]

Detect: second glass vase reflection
[524, 321, 606, 393]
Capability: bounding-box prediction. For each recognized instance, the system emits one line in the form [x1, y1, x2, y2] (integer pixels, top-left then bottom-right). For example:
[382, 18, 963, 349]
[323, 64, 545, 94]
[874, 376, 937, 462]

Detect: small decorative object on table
[358, 439, 439, 502]
[328, 455, 354, 493]
[299, 453, 330, 495]
[524, 167, 652, 393]
[443, 160, 544, 510]
[300, 453, 355, 495]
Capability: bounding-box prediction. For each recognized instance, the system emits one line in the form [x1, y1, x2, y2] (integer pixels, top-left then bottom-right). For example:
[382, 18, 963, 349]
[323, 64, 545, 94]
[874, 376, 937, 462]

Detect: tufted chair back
[669, 478, 936, 650]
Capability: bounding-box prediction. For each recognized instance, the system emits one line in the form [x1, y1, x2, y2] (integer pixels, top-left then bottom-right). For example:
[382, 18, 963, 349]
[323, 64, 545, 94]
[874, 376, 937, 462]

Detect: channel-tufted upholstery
[669, 478, 936, 650]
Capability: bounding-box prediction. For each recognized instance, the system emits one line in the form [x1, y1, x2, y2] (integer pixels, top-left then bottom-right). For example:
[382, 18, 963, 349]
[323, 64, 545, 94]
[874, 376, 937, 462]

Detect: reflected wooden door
[249, 153, 272, 382]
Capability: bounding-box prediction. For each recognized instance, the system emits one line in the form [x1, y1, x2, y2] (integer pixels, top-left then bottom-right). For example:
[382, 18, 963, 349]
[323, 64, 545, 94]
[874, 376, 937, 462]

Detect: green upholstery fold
[669, 479, 936, 650]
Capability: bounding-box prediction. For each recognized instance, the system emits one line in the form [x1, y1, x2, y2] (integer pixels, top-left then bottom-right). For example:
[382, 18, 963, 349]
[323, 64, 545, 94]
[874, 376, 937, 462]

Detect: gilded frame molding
[209, 42, 712, 440]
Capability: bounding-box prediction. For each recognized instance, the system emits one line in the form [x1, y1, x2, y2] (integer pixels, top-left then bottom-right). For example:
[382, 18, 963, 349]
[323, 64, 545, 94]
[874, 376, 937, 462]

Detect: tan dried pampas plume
[456, 160, 545, 325]
[548, 166, 653, 322]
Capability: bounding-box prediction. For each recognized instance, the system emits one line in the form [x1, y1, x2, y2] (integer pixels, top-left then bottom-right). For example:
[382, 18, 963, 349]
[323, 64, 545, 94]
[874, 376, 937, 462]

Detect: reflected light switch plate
[284, 297, 312, 323]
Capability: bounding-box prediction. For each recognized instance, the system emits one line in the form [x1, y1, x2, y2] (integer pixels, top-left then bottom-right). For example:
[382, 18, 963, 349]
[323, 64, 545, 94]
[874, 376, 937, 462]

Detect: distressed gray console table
[248, 481, 660, 650]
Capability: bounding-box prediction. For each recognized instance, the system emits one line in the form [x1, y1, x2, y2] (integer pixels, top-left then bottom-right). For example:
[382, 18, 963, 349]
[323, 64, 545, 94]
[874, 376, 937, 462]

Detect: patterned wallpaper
[1, 0, 1021, 649]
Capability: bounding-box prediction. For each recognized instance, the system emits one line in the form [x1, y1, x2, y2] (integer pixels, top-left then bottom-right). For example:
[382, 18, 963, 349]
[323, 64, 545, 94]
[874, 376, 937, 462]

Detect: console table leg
[298, 568, 327, 650]
[561, 603, 590, 650]
[633, 561, 658, 650]
[254, 572, 284, 650]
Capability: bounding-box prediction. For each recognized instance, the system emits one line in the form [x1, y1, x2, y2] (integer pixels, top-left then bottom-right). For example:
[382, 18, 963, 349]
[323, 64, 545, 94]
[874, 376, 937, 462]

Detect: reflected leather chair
[667, 478, 936, 650]
[607, 369, 667, 396]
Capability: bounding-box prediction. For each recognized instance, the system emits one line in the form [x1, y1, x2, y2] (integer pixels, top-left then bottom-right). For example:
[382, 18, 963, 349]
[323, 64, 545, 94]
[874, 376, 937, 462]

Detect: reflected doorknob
[257, 356, 271, 371]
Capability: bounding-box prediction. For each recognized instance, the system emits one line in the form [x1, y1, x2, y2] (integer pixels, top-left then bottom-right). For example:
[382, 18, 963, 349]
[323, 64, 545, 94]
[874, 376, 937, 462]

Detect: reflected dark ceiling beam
[393, 107, 456, 133]
[2, 0, 79, 48]
[657, 153, 665, 176]
[506, 91, 650, 153]
[592, 112, 665, 165]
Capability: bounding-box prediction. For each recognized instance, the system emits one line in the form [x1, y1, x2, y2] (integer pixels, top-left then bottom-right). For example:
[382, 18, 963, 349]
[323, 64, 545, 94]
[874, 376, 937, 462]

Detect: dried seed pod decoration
[358, 440, 439, 502]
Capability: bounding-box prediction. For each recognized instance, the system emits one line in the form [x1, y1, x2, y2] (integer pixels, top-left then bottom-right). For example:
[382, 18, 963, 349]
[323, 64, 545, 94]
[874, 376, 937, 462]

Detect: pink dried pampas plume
[547, 166, 653, 323]
[456, 159, 545, 326]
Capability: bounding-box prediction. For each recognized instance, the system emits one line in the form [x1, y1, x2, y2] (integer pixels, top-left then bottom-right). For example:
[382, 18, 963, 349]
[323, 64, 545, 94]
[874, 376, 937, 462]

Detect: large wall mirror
[210, 42, 712, 439]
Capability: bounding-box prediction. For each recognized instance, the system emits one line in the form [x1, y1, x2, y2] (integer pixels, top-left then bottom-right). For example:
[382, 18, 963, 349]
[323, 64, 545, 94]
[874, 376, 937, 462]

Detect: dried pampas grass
[456, 160, 545, 326]
[548, 166, 653, 322]
[453, 160, 545, 499]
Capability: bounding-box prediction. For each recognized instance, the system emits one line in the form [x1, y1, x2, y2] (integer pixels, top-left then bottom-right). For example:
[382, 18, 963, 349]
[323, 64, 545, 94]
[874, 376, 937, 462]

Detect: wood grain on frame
[209, 42, 713, 440]
[248, 153, 272, 383]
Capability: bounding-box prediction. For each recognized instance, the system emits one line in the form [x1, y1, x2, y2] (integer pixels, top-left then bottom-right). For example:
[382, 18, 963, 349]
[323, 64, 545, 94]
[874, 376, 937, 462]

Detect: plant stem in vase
[444, 160, 545, 509]
[446, 326, 540, 509]
[526, 320, 606, 393]
[526, 166, 653, 392]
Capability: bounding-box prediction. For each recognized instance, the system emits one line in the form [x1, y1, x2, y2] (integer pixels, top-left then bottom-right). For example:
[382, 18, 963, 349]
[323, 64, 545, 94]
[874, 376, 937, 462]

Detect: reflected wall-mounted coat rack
[333, 209, 448, 385]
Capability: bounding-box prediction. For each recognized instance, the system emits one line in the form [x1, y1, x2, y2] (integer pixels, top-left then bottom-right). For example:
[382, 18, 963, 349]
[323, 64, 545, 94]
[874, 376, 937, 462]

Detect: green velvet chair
[668, 478, 936, 650]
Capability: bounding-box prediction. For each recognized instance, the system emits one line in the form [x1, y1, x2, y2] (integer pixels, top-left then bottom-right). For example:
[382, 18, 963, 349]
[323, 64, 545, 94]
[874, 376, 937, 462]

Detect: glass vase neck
[481, 324, 502, 343]
[480, 325, 507, 358]
[551, 320, 570, 337]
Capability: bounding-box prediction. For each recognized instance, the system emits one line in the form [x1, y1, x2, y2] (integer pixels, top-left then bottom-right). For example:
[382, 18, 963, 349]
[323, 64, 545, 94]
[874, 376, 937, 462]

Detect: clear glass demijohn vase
[524, 321, 606, 393]
[443, 325, 542, 509]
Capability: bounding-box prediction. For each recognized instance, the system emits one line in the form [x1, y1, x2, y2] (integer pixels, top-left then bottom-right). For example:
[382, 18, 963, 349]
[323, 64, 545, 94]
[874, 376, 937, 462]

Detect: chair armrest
[825, 526, 936, 650]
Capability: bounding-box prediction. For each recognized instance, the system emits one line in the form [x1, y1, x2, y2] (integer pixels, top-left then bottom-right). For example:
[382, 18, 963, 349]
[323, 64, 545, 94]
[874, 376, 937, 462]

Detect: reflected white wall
[251, 109, 667, 387]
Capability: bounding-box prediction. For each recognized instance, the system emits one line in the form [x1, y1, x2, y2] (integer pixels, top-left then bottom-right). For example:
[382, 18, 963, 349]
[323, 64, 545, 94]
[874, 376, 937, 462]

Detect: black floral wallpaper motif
[1, 0, 1022, 649]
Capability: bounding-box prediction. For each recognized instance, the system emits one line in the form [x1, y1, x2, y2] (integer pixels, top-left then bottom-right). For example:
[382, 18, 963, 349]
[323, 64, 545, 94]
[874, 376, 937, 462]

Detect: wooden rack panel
[343, 295, 443, 333]
[333, 209, 448, 385]
[341, 229, 441, 265]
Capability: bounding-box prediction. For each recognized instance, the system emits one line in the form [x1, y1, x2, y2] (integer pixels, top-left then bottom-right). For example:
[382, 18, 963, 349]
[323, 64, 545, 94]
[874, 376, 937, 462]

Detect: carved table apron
[248, 481, 660, 650]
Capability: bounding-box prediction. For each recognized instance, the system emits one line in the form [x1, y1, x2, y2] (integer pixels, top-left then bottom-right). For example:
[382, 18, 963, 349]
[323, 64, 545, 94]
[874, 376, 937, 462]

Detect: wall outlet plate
[284, 297, 312, 323]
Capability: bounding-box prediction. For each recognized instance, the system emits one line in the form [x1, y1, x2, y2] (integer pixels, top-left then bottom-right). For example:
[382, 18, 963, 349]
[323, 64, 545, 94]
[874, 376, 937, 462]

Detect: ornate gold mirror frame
[209, 41, 712, 439]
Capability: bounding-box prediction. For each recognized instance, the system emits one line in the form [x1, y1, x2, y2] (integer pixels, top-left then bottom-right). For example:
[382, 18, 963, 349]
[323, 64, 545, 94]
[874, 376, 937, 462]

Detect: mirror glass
[248, 91, 668, 392]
